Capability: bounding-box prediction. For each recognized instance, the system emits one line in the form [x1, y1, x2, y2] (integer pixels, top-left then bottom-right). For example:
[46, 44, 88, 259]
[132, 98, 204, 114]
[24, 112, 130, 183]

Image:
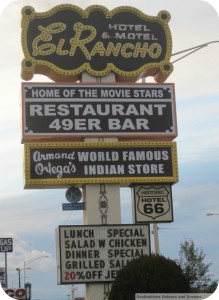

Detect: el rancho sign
[21, 5, 173, 82]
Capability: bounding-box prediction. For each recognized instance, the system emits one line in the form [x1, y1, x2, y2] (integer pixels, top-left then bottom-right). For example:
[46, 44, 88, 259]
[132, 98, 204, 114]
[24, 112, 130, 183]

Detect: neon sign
[21, 5, 173, 82]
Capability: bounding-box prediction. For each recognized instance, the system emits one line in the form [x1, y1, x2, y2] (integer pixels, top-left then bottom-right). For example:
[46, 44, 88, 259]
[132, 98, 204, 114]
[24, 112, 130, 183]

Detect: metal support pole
[152, 223, 160, 255]
[4, 252, 8, 288]
[23, 261, 26, 287]
[16, 268, 21, 288]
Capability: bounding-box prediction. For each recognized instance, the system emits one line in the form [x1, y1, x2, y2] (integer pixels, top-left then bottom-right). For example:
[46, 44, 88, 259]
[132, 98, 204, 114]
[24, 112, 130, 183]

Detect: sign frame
[21, 82, 177, 142]
[56, 224, 150, 284]
[24, 141, 178, 188]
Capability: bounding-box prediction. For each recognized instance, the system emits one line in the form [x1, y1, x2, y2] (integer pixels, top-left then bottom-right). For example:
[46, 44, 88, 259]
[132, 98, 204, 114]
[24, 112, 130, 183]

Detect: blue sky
[0, 0, 219, 299]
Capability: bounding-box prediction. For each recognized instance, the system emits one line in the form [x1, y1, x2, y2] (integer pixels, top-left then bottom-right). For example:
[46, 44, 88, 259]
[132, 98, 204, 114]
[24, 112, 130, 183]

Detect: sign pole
[82, 72, 121, 300]
[4, 252, 8, 288]
[0, 237, 13, 288]
[152, 224, 160, 255]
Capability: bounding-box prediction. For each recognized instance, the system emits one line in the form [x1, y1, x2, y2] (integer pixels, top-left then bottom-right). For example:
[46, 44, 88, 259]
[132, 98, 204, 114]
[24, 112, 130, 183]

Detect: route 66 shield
[134, 185, 173, 223]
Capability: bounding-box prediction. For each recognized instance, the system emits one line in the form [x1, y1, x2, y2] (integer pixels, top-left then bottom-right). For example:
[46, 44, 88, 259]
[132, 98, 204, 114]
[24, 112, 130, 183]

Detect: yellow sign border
[24, 141, 178, 188]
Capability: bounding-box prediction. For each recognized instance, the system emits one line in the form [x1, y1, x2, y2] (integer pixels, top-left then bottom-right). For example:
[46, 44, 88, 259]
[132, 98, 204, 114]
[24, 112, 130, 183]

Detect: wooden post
[82, 72, 121, 300]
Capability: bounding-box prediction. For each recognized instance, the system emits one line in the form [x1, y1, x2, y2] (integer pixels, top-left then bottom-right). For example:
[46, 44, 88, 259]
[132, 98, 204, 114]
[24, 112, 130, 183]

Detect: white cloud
[0, 232, 54, 275]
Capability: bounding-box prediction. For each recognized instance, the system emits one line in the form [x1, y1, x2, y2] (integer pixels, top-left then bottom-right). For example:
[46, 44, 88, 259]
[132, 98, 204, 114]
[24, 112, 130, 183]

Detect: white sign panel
[133, 185, 173, 223]
[56, 224, 150, 284]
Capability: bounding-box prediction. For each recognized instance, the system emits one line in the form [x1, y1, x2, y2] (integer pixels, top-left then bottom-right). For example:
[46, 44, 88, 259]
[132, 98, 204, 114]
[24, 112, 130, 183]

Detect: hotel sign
[21, 5, 173, 82]
[22, 83, 177, 142]
[133, 185, 173, 223]
[56, 224, 150, 283]
[24, 142, 178, 188]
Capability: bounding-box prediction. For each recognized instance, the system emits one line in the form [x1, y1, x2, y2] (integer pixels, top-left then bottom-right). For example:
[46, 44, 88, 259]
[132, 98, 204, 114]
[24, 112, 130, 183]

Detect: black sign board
[22, 83, 177, 142]
[21, 5, 173, 82]
[0, 238, 13, 253]
[24, 141, 178, 188]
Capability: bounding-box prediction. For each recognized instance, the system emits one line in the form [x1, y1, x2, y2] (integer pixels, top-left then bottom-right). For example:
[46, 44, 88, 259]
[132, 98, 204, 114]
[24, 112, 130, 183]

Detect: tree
[176, 239, 218, 293]
[108, 254, 190, 300]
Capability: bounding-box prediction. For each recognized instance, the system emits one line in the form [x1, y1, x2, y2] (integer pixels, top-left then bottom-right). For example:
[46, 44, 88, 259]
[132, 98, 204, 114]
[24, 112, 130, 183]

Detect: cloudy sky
[0, 0, 219, 299]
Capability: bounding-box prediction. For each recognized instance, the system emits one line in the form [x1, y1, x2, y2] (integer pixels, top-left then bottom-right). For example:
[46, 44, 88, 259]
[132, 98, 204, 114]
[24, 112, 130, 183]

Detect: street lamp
[206, 213, 219, 216]
[16, 267, 31, 288]
[16, 268, 21, 288]
[23, 255, 49, 286]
